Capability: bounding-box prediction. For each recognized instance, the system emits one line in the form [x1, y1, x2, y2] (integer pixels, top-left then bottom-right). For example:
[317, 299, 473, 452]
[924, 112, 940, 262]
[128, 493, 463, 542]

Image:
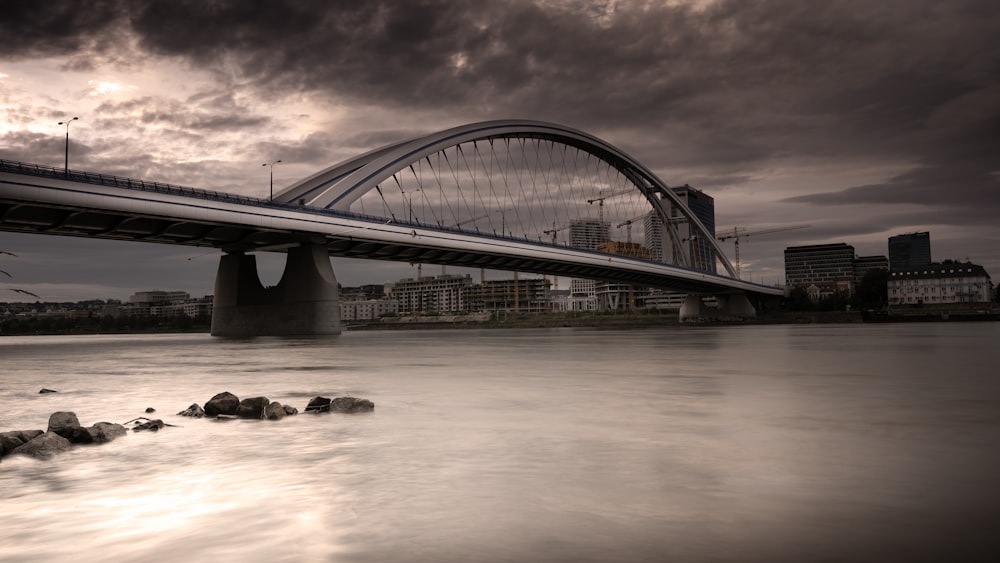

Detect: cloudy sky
[2, 0, 998, 302]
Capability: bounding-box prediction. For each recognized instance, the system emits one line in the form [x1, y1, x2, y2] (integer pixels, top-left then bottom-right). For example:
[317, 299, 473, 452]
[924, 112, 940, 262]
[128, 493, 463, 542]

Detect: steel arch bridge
[0, 119, 782, 335]
[275, 120, 737, 278]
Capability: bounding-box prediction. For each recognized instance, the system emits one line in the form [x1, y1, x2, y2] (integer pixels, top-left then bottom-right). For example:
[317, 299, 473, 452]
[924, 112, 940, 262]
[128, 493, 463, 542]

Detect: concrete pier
[679, 293, 757, 322]
[211, 243, 341, 336]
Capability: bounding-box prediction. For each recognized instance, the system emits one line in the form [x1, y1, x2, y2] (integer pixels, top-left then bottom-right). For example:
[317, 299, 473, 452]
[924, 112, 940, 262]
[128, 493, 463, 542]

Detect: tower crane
[542, 223, 575, 293]
[586, 188, 632, 234]
[615, 213, 649, 244]
[542, 223, 573, 245]
[717, 224, 811, 278]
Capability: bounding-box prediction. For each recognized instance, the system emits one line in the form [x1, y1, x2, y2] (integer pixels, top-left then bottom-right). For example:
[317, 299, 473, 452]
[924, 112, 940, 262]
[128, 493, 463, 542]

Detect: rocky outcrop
[2, 390, 376, 463]
[263, 402, 287, 420]
[305, 396, 332, 413]
[305, 396, 375, 413]
[2, 416, 128, 461]
[132, 419, 165, 431]
[236, 397, 270, 419]
[87, 422, 127, 443]
[204, 391, 240, 417]
[330, 397, 375, 413]
[39, 388, 58, 394]
[9, 432, 73, 459]
[48, 411, 93, 444]
[1, 429, 44, 456]
[177, 403, 206, 417]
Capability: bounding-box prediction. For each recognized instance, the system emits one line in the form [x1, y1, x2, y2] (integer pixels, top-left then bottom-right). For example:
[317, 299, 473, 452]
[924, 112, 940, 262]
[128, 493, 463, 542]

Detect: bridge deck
[0, 159, 783, 296]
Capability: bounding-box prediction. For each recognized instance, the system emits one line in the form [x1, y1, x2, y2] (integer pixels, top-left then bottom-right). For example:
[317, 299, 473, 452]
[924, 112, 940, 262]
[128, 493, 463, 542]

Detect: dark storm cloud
[0, 0, 127, 61]
[6, 1, 997, 162]
[4, 2, 998, 246]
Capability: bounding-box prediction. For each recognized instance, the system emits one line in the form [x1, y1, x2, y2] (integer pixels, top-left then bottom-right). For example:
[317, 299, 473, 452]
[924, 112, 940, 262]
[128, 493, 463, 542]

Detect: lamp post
[58, 117, 79, 175]
[263, 160, 281, 200]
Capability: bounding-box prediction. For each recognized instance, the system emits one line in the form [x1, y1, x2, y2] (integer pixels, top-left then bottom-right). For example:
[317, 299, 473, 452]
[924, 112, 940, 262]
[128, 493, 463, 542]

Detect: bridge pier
[679, 293, 757, 323]
[211, 242, 341, 337]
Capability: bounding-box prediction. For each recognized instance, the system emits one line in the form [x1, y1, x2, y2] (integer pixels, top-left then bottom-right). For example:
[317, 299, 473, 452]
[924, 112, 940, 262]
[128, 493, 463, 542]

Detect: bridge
[0, 120, 782, 336]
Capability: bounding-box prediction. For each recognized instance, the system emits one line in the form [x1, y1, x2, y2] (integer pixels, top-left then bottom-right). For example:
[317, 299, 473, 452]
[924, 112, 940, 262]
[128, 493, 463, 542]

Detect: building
[341, 298, 398, 321]
[466, 278, 552, 313]
[643, 211, 666, 263]
[569, 219, 610, 250]
[130, 290, 190, 304]
[387, 274, 473, 314]
[888, 262, 993, 305]
[596, 240, 652, 260]
[784, 243, 857, 293]
[669, 185, 716, 273]
[595, 281, 648, 311]
[340, 284, 386, 301]
[569, 278, 597, 311]
[888, 232, 931, 271]
[853, 255, 889, 286]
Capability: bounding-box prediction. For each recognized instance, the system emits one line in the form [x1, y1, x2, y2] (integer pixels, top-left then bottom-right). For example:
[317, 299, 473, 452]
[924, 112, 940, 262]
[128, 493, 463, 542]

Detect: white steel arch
[275, 120, 738, 278]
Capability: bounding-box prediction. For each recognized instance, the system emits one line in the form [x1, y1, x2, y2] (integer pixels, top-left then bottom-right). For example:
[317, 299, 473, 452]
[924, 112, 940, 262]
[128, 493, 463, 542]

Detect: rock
[237, 396, 270, 419]
[177, 403, 206, 417]
[86, 422, 127, 443]
[283, 405, 298, 416]
[330, 397, 375, 413]
[305, 396, 332, 413]
[132, 419, 165, 432]
[39, 388, 58, 394]
[1, 430, 44, 456]
[48, 411, 92, 443]
[204, 391, 240, 417]
[263, 402, 287, 420]
[145, 407, 156, 413]
[10, 432, 73, 459]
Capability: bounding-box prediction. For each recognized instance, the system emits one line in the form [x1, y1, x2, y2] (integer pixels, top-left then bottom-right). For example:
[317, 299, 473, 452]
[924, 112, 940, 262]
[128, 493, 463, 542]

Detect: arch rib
[276, 119, 738, 279]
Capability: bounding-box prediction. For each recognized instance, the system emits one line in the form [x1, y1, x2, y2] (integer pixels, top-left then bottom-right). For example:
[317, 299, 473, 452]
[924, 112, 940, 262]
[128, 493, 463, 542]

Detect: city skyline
[2, 0, 998, 301]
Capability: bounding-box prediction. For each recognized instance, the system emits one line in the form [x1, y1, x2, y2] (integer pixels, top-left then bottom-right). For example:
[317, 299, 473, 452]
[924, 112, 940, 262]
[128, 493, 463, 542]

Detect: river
[2, 323, 999, 562]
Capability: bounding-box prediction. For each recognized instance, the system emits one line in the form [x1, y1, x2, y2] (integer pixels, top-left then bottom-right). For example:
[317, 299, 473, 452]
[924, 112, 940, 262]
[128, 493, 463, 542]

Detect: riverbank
[345, 309, 867, 330]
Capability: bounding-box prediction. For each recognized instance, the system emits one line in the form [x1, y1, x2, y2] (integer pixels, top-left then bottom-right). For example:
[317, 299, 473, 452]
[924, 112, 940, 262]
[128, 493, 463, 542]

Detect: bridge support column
[679, 294, 709, 323]
[679, 293, 757, 323]
[211, 242, 341, 337]
[715, 293, 757, 320]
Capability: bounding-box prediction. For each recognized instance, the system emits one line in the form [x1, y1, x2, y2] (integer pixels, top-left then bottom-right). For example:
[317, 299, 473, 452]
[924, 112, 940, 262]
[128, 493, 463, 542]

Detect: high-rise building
[643, 211, 665, 263]
[569, 219, 610, 250]
[642, 185, 717, 273]
[784, 243, 857, 290]
[671, 185, 716, 273]
[853, 255, 889, 286]
[888, 232, 931, 271]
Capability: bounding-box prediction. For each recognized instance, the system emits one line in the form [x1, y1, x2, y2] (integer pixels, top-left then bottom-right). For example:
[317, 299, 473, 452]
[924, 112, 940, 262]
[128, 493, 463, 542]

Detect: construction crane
[615, 213, 649, 244]
[586, 188, 632, 232]
[542, 223, 575, 292]
[717, 224, 811, 278]
[542, 223, 573, 245]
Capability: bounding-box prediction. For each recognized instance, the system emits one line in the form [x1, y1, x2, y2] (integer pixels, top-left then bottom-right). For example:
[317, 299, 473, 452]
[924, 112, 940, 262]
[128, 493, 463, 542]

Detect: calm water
[2, 324, 999, 562]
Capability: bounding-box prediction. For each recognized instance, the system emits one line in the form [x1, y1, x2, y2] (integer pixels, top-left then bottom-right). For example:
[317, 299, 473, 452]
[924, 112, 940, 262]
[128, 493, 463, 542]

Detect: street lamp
[58, 117, 79, 175]
[402, 187, 421, 222]
[262, 160, 282, 200]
